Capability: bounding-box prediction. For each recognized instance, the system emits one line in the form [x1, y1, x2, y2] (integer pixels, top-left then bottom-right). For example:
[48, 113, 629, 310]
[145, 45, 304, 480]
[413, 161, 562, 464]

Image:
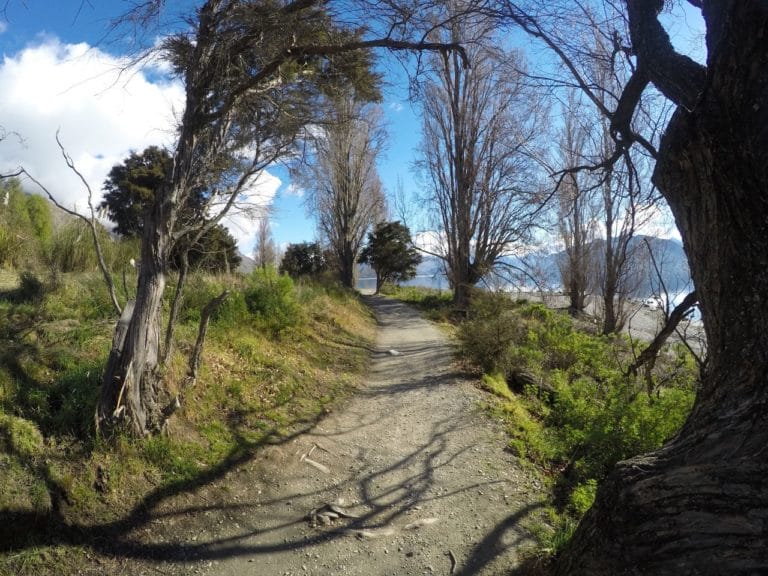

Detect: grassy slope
[0, 270, 375, 575]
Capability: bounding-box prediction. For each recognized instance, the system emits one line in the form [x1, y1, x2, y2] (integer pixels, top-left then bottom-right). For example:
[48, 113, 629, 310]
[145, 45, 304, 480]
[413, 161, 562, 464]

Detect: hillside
[0, 269, 376, 575]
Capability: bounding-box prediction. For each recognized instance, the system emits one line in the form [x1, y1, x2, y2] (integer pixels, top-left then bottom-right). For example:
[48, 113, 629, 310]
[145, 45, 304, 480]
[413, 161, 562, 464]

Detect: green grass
[0, 267, 377, 575]
[380, 284, 455, 322]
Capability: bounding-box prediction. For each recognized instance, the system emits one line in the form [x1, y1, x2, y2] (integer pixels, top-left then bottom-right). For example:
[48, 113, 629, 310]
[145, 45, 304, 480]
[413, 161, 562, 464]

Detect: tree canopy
[280, 241, 328, 278]
[359, 221, 421, 293]
[100, 146, 240, 274]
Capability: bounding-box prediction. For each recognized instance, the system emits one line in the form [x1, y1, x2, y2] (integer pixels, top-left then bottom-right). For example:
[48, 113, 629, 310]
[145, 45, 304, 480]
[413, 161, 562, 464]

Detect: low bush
[0, 414, 44, 459]
[459, 290, 698, 554]
[243, 267, 300, 334]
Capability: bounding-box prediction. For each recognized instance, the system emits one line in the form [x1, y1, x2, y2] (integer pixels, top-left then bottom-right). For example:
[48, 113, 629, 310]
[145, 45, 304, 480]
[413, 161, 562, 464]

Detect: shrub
[552, 373, 694, 483]
[244, 268, 300, 334]
[177, 274, 237, 324]
[568, 479, 598, 517]
[458, 292, 528, 373]
[18, 271, 46, 303]
[461, 288, 698, 544]
[0, 271, 47, 304]
[215, 289, 250, 327]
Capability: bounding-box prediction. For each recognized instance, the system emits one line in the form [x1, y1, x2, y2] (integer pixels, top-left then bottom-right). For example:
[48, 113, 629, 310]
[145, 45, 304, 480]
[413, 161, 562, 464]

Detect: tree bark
[96, 206, 170, 436]
[555, 3, 768, 573]
[162, 250, 189, 366]
[339, 240, 356, 289]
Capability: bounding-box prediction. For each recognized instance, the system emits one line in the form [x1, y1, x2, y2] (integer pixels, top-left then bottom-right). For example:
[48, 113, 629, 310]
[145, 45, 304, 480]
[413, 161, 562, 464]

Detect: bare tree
[95, 0, 468, 437]
[253, 216, 277, 270]
[303, 93, 386, 288]
[555, 91, 599, 313]
[418, 2, 544, 308]
[585, 27, 657, 334]
[499, 1, 768, 572]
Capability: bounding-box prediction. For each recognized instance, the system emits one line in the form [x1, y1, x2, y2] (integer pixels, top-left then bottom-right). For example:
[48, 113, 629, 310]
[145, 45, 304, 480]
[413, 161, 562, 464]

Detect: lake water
[357, 274, 450, 293]
[357, 274, 700, 320]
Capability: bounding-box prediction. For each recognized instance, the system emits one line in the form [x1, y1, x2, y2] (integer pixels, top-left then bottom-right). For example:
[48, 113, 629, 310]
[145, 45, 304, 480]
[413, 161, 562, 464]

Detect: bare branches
[627, 290, 698, 388]
[302, 95, 386, 287]
[418, 5, 545, 304]
[18, 132, 122, 316]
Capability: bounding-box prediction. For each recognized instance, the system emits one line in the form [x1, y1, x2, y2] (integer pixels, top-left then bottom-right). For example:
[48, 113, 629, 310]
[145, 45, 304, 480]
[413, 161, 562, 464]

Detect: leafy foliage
[280, 241, 328, 278]
[359, 220, 422, 292]
[0, 179, 53, 268]
[100, 146, 170, 237]
[458, 291, 697, 525]
[99, 146, 241, 273]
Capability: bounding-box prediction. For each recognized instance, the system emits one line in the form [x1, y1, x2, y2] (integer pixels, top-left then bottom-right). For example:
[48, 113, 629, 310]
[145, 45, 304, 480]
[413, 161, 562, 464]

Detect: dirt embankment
[107, 295, 543, 576]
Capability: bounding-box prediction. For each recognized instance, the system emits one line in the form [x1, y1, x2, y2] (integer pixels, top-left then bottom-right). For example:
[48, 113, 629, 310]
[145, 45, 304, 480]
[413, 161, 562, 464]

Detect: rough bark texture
[96, 205, 170, 436]
[555, 2, 768, 573]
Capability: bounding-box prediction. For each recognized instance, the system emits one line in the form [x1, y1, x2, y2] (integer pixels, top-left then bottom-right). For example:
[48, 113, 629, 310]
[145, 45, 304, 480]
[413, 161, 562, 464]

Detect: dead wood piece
[300, 455, 330, 474]
[447, 550, 457, 574]
[404, 517, 438, 530]
[327, 503, 360, 518]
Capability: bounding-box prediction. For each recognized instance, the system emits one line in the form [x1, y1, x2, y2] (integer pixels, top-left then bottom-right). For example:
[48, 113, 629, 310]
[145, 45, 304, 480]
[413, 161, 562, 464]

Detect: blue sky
[0, 0, 422, 254]
[0, 1, 702, 255]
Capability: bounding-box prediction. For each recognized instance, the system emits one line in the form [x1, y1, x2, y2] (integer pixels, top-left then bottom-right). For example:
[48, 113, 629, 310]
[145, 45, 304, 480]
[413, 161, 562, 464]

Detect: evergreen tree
[280, 242, 327, 278]
[359, 221, 421, 293]
[100, 146, 240, 273]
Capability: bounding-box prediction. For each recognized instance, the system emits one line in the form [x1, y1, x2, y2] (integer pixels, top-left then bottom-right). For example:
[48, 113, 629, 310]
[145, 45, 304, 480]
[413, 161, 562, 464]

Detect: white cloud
[0, 38, 282, 251]
[284, 182, 305, 198]
[220, 171, 282, 255]
[0, 39, 183, 213]
[635, 203, 682, 241]
[388, 101, 404, 113]
[0, 21, 8, 35]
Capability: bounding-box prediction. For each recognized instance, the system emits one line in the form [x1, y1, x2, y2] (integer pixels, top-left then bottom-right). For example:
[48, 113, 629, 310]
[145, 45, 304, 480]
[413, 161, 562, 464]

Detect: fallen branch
[447, 549, 458, 574]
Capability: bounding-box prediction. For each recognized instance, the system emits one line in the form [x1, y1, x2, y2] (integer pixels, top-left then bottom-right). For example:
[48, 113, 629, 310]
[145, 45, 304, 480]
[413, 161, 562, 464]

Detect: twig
[447, 549, 457, 574]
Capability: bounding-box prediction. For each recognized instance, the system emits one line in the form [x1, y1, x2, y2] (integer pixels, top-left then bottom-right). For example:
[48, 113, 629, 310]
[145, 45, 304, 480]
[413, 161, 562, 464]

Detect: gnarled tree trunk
[96, 202, 171, 436]
[555, 2, 768, 573]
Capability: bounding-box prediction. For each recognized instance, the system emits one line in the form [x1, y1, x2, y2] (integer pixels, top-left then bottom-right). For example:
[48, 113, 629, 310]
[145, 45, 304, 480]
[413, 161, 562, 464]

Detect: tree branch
[187, 289, 230, 385]
[625, 0, 706, 111]
[20, 134, 123, 317]
[627, 290, 698, 381]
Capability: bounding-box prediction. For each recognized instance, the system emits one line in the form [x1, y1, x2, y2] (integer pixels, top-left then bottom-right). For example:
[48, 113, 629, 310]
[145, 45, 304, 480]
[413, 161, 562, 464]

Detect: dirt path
[120, 295, 542, 576]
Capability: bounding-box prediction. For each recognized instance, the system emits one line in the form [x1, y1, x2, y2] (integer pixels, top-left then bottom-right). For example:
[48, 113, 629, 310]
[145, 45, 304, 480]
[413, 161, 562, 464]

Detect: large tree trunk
[97, 201, 171, 436]
[555, 4, 768, 573]
[451, 254, 472, 310]
[339, 239, 356, 289]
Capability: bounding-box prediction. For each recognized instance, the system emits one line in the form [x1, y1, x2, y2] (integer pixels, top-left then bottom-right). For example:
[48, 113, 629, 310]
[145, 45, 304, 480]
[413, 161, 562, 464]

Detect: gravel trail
[119, 295, 542, 576]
